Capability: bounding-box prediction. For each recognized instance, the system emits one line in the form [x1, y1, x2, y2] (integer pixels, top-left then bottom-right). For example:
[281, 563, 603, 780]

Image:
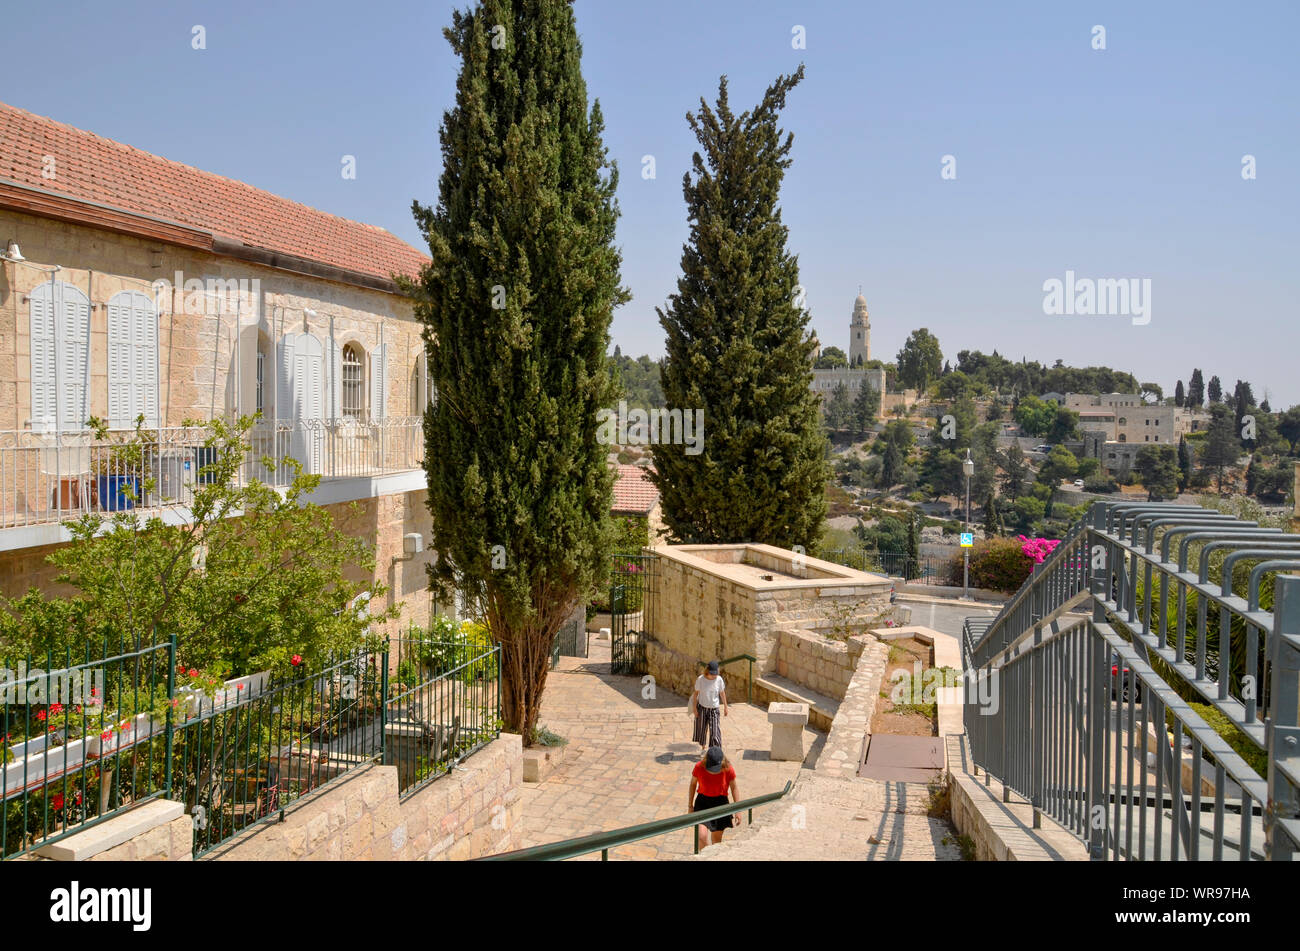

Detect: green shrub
[946, 537, 1034, 593]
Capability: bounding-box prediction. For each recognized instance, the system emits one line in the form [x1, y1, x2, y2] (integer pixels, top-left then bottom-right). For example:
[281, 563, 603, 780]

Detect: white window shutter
[138, 294, 159, 427]
[106, 294, 130, 428]
[370, 343, 387, 420]
[29, 285, 57, 431]
[277, 333, 298, 420]
[106, 290, 157, 429]
[59, 287, 90, 430]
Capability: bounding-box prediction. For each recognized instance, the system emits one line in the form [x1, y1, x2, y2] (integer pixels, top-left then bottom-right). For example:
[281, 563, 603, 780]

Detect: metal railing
[698, 654, 756, 704]
[962, 500, 1300, 860]
[821, 548, 939, 583]
[2, 635, 176, 859]
[478, 780, 792, 861]
[3, 633, 502, 858]
[384, 638, 501, 798]
[0, 417, 424, 530]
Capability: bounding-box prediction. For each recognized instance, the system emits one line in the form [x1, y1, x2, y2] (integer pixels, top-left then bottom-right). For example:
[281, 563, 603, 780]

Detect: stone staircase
[690, 771, 962, 861]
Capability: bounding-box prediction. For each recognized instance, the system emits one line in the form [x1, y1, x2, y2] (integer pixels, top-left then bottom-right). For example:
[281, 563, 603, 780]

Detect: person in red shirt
[688, 745, 739, 850]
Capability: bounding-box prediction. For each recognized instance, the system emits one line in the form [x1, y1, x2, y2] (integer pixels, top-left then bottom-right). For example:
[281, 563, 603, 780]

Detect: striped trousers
[693, 704, 721, 748]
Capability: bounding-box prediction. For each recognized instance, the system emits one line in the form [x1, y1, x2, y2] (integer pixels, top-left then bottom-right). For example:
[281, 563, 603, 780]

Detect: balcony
[0, 417, 425, 535]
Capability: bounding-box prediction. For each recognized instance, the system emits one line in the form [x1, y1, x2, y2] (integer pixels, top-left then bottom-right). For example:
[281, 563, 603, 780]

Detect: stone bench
[767, 702, 810, 761]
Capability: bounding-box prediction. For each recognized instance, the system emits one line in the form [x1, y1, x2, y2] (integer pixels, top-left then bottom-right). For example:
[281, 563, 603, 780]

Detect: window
[1118, 417, 1126, 425]
[106, 290, 159, 429]
[256, 351, 264, 415]
[30, 280, 91, 431]
[342, 344, 364, 419]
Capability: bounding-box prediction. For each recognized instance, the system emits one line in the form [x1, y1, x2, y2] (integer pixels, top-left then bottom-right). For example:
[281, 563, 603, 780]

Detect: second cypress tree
[652, 68, 828, 549]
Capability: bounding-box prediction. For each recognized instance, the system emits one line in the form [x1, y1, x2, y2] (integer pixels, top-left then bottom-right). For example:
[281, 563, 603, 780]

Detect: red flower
[52, 793, 64, 810]
[36, 710, 46, 722]
[100, 730, 113, 742]
[74, 791, 83, 805]
[187, 668, 198, 678]
[50, 703, 63, 715]
[291, 655, 302, 667]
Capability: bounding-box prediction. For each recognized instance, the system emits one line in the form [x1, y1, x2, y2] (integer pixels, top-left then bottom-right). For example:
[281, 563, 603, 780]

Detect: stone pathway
[515, 636, 963, 861]
[515, 639, 818, 860]
[691, 772, 963, 861]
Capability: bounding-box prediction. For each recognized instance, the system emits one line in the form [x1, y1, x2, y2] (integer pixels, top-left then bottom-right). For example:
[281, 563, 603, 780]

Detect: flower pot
[95, 474, 140, 512]
[3, 739, 86, 796]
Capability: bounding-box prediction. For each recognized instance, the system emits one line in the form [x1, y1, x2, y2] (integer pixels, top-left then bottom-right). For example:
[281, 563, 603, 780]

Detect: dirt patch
[872, 637, 937, 736]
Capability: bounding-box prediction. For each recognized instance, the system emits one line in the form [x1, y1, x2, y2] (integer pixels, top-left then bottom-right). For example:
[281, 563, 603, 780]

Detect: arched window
[342, 344, 364, 419]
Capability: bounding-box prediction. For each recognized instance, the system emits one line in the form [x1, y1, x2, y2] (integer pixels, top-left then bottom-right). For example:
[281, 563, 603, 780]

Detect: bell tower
[849, 290, 870, 366]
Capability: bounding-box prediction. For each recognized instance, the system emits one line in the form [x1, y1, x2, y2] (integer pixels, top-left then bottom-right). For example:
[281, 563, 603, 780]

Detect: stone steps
[753, 673, 838, 732]
[690, 773, 961, 862]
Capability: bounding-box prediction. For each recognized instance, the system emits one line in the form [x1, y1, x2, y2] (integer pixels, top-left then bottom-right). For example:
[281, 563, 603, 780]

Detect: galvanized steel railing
[962, 500, 1300, 860]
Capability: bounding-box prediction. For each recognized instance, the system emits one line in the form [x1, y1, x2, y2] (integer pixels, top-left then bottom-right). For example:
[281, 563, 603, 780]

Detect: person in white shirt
[689, 660, 728, 752]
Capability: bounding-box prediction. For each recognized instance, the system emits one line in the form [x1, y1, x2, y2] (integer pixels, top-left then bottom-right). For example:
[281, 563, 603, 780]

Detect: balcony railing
[0, 417, 425, 531]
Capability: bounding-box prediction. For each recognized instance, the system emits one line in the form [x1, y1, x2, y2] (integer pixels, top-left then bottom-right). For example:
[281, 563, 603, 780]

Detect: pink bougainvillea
[1017, 535, 1060, 564]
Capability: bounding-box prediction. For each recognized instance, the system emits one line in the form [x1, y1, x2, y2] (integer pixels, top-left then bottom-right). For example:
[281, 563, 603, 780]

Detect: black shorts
[693, 793, 734, 832]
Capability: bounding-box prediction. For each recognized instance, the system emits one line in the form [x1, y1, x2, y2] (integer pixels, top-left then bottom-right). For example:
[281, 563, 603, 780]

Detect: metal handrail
[477, 780, 793, 861]
[961, 499, 1300, 860]
[698, 654, 756, 703]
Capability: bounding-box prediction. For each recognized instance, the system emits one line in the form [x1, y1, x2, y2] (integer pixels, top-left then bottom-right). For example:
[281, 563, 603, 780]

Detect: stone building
[811, 292, 888, 411]
[0, 101, 439, 632]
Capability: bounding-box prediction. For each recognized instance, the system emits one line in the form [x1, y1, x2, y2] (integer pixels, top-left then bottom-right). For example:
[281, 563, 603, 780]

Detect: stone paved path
[515, 639, 819, 860]
[690, 772, 963, 861]
[515, 637, 963, 861]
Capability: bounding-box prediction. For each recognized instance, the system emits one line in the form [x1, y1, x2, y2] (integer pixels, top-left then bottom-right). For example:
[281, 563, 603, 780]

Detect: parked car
[1073, 479, 1085, 488]
[1110, 651, 1143, 703]
[1033, 444, 1053, 454]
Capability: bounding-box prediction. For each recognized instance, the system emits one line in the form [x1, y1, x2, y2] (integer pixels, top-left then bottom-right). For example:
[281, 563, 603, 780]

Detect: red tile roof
[611, 464, 659, 515]
[0, 100, 428, 285]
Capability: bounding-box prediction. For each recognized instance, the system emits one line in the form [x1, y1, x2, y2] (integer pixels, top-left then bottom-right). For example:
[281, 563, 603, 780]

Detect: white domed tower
[849, 293, 870, 366]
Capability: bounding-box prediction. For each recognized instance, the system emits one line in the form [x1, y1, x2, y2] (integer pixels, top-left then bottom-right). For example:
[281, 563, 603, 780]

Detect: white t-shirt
[694, 674, 725, 709]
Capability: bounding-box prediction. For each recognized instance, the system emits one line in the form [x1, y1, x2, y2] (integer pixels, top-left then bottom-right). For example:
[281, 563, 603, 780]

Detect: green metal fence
[2, 635, 175, 859]
[2, 631, 503, 859]
[611, 551, 655, 676]
[385, 638, 501, 798]
[181, 646, 387, 857]
[821, 548, 937, 582]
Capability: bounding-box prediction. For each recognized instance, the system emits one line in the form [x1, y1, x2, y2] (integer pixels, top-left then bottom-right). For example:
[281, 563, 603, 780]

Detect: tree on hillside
[1134, 445, 1180, 501]
[1187, 368, 1205, 407]
[1208, 375, 1223, 404]
[824, 381, 852, 431]
[1000, 442, 1029, 501]
[1035, 446, 1079, 519]
[815, 346, 848, 369]
[1140, 382, 1163, 404]
[410, 0, 627, 737]
[652, 67, 828, 550]
[850, 381, 880, 434]
[897, 329, 943, 392]
[983, 491, 1002, 538]
[1201, 403, 1239, 493]
[1174, 379, 1185, 407]
[1177, 436, 1192, 491]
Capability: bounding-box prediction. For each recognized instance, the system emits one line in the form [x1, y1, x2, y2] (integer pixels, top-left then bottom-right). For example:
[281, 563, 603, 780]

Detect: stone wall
[89, 815, 194, 861]
[0, 209, 422, 432]
[208, 733, 523, 861]
[648, 544, 891, 700]
[772, 628, 868, 701]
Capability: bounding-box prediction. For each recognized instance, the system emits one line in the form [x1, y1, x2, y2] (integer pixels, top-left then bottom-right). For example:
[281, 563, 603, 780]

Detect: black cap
[706, 660, 720, 675]
[705, 746, 724, 773]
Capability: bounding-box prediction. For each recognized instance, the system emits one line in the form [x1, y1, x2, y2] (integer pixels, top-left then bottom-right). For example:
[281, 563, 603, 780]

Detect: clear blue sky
[4, 0, 1298, 405]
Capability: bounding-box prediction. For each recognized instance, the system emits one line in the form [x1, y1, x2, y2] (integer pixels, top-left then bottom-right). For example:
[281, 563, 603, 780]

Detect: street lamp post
[962, 448, 974, 601]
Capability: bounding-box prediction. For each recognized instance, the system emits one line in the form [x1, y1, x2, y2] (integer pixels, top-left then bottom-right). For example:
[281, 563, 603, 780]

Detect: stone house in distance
[0, 101, 440, 632]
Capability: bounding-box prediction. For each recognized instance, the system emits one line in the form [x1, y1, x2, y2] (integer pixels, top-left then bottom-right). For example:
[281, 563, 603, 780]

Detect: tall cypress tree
[410, 0, 628, 737]
[1187, 368, 1205, 407]
[652, 68, 828, 549]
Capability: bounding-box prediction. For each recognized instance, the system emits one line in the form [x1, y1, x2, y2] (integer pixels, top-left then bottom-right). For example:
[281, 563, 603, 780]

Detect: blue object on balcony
[190, 446, 219, 484]
[97, 475, 139, 511]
